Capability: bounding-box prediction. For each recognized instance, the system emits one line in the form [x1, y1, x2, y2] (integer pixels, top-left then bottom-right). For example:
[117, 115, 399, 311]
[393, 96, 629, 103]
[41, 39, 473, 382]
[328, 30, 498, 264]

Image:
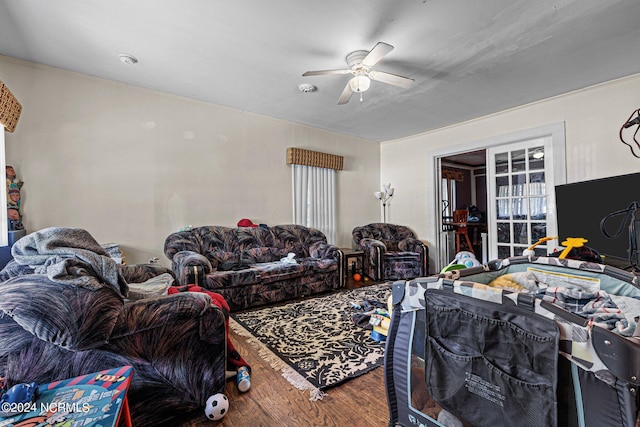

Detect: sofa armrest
[356, 238, 387, 281]
[357, 237, 386, 252]
[309, 241, 341, 259]
[111, 292, 226, 345]
[0, 275, 123, 351]
[399, 238, 429, 276]
[398, 237, 427, 254]
[108, 292, 228, 412]
[171, 250, 213, 286]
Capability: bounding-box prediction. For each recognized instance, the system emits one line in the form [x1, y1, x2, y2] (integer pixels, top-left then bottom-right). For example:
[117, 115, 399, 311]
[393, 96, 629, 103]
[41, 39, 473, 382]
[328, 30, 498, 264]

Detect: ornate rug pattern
[230, 282, 392, 400]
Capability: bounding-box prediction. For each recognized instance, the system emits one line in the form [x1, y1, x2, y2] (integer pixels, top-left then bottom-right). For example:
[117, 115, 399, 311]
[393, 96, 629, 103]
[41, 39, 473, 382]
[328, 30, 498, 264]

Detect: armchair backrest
[352, 223, 417, 251]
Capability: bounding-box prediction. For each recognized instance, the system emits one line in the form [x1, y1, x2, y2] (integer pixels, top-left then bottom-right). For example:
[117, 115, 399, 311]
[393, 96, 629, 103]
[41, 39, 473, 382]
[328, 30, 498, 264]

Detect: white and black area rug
[230, 282, 392, 400]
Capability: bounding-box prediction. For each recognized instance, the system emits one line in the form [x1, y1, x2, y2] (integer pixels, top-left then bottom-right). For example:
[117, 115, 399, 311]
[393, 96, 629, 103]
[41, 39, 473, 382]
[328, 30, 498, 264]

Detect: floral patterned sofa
[352, 223, 429, 281]
[164, 224, 344, 311]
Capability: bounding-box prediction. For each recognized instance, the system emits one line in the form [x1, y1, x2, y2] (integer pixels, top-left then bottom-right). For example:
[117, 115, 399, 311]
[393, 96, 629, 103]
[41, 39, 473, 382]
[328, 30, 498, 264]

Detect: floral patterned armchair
[352, 223, 428, 281]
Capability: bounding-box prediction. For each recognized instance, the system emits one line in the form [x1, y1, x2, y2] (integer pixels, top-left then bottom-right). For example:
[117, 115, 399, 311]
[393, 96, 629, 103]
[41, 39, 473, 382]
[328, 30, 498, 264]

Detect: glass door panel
[487, 139, 558, 259]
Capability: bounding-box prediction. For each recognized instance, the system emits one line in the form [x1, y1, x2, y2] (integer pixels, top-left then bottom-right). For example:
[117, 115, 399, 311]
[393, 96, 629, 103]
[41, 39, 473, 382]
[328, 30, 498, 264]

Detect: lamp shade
[349, 72, 371, 93]
[374, 191, 383, 200]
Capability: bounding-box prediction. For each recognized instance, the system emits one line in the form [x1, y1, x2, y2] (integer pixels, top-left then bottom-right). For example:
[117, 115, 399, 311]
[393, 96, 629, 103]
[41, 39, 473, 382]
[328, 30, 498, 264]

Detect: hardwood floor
[179, 327, 389, 427]
[179, 278, 389, 427]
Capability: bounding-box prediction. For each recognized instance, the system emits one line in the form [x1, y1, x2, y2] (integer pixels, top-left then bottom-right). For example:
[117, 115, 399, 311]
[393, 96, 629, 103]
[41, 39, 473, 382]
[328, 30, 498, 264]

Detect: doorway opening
[426, 122, 567, 273]
[440, 150, 487, 265]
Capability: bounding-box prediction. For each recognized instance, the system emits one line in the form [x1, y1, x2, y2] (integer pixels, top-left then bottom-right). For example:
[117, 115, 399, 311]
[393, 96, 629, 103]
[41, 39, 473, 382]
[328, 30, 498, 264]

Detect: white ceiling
[1, 0, 639, 142]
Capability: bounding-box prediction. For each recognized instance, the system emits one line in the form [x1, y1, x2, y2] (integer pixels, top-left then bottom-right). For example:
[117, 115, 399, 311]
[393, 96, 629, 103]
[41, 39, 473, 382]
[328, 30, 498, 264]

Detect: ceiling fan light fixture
[349, 72, 370, 93]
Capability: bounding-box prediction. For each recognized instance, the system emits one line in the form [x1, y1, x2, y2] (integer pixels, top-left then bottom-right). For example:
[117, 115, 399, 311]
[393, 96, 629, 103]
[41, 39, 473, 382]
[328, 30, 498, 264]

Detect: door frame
[426, 122, 566, 272]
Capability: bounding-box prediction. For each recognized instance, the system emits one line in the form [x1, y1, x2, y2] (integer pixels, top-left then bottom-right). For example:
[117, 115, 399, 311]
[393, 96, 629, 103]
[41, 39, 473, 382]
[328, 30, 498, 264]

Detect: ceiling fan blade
[369, 70, 415, 88]
[302, 69, 352, 77]
[362, 42, 394, 67]
[337, 81, 353, 105]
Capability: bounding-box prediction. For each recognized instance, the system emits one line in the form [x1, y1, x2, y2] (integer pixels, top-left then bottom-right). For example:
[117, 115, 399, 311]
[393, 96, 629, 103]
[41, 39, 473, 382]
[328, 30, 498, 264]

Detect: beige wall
[1, 56, 381, 264]
[381, 73, 640, 270]
[3, 54, 639, 268]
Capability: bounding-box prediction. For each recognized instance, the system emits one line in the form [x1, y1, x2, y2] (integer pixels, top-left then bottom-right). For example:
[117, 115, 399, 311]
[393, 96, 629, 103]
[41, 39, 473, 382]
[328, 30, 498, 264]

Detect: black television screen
[555, 172, 640, 268]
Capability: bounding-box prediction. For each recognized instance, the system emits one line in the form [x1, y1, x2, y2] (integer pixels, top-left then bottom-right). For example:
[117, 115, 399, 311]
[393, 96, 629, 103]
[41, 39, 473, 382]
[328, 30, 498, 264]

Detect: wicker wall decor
[286, 147, 344, 171]
[0, 80, 22, 133]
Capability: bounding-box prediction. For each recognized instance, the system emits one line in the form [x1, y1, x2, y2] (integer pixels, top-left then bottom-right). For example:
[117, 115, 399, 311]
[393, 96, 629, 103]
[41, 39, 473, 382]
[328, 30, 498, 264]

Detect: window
[292, 164, 336, 244]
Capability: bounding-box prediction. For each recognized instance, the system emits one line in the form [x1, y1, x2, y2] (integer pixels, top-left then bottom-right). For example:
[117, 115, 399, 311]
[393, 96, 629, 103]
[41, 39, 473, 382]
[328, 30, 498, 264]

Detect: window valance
[0, 80, 22, 133]
[286, 147, 343, 171]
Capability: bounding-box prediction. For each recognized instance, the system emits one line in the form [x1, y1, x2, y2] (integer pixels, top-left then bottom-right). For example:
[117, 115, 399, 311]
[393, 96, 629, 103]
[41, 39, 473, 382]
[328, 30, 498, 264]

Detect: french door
[487, 137, 560, 260]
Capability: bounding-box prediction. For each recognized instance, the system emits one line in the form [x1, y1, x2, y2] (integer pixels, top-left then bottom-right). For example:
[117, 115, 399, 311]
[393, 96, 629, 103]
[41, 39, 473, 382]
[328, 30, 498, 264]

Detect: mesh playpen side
[385, 256, 640, 427]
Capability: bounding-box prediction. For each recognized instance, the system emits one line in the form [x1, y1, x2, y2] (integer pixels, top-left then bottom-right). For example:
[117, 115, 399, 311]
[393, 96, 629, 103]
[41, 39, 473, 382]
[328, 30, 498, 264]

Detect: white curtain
[293, 164, 336, 244]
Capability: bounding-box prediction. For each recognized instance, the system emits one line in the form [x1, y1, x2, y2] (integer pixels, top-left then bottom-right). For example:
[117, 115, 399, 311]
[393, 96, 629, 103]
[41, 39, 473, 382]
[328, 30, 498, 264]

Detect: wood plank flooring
[179, 325, 389, 427]
[178, 278, 388, 426]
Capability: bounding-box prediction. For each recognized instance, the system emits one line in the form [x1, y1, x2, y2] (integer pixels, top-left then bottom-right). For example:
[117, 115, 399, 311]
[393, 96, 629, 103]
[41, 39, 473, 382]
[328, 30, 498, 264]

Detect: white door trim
[426, 122, 566, 272]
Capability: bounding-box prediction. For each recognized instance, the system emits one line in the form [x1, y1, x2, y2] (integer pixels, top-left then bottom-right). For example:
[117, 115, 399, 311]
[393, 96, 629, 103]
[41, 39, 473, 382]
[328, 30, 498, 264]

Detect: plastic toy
[522, 236, 558, 256]
[455, 251, 480, 267]
[205, 393, 229, 421]
[0, 382, 39, 416]
[526, 236, 603, 263]
[441, 251, 480, 273]
[369, 308, 391, 342]
[236, 366, 251, 393]
[558, 237, 589, 259]
[353, 273, 362, 282]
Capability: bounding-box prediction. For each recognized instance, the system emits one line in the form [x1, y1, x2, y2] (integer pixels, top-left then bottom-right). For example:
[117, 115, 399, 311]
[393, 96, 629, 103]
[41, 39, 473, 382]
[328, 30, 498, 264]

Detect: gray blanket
[10, 227, 126, 295]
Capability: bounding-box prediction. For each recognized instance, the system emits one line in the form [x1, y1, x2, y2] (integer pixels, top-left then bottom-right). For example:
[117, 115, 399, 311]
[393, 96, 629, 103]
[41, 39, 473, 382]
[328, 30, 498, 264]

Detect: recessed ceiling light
[119, 53, 138, 65]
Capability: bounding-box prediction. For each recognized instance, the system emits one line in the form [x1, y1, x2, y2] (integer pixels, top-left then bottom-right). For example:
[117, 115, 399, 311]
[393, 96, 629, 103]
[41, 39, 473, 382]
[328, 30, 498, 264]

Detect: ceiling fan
[302, 42, 415, 105]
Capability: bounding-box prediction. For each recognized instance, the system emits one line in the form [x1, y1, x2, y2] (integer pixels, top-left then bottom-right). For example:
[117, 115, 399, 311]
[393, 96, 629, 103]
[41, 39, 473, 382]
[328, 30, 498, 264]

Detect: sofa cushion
[255, 258, 339, 285]
[204, 268, 261, 289]
[381, 239, 398, 251]
[208, 250, 239, 270]
[241, 247, 285, 264]
[254, 261, 306, 285]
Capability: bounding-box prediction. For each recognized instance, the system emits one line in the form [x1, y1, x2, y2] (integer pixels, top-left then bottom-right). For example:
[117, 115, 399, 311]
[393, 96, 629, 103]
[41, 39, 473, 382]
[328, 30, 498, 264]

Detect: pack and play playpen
[385, 256, 640, 427]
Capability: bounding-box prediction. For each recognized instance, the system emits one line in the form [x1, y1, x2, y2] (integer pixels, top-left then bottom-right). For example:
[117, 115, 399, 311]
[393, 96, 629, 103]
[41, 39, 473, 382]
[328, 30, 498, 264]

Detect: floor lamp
[374, 183, 394, 223]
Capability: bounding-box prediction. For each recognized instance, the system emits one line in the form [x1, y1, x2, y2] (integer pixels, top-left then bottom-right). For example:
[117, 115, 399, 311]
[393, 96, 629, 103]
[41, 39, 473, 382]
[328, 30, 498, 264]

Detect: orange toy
[353, 273, 362, 282]
[559, 237, 589, 259]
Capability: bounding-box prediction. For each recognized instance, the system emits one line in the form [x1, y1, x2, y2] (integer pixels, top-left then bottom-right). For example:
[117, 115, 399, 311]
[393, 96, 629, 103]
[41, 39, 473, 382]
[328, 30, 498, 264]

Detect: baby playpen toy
[385, 255, 640, 427]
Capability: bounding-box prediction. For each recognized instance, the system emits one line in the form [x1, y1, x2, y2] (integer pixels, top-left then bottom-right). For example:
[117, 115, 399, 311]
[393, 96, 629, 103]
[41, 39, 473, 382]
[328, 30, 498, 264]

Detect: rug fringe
[230, 318, 328, 401]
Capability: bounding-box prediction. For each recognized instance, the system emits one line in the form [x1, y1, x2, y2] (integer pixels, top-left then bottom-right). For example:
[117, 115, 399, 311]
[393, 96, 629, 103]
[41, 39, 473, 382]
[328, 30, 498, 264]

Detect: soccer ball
[205, 393, 229, 421]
